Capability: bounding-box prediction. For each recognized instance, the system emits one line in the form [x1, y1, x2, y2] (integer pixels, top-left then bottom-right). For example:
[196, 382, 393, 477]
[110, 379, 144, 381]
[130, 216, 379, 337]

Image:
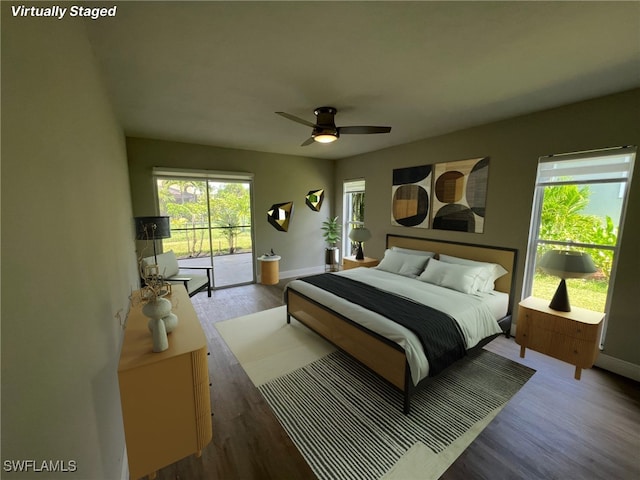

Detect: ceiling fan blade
[300, 137, 315, 146]
[275, 111, 318, 129]
[338, 126, 392, 135]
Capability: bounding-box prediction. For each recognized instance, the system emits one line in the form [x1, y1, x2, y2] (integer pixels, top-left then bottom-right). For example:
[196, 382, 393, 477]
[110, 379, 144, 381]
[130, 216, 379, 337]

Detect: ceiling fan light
[314, 133, 337, 143]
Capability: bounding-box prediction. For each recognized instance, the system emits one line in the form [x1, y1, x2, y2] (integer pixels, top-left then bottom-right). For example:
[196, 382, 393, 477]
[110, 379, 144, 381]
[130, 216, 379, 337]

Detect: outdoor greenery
[534, 183, 616, 312]
[163, 229, 253, 258]
[539, 184, 616, 279]
[532, 273, 608, 312]
[157, 180, 252, 258]
[347, 192, 366, 255]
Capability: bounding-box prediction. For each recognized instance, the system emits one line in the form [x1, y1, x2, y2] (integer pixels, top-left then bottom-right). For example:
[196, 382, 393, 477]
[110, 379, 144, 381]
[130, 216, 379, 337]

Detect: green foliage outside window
[157, 180, 252, 258]
[539, 184, 616, 279]
[534, 183, 617, 311]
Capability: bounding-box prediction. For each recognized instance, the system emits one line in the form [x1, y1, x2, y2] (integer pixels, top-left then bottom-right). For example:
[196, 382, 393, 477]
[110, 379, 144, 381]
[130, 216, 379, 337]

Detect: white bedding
[287, 267, 505, 385]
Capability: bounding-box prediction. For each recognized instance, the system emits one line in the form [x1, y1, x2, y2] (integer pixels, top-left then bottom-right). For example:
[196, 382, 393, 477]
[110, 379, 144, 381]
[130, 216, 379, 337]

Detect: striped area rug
[259, 349, 534, 480]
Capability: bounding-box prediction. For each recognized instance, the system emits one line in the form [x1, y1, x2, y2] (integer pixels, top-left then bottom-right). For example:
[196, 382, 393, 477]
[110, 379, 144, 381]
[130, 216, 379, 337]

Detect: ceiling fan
[275, 106, 392, 146]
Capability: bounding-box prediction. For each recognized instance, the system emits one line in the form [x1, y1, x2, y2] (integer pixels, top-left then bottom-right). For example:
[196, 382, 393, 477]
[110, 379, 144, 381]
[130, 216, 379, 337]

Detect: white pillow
[418, 259, 485, 294]
[438, 254, 508, 292]
[376, 249, 431, 278]
[391, 246, 436, 258]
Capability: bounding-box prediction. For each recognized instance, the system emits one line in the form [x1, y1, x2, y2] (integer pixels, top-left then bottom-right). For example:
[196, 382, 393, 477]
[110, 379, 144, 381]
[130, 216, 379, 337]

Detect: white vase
[162, 313, 179, 333]
[144, 297, 171, 329]
[150, 317, 169, 352]
[142, 297, 172, 320]
[142, 297, 172, 352]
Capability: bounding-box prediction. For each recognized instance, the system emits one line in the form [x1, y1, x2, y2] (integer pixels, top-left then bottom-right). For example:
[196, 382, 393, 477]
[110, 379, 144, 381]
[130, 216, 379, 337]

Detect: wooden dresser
[516, 296, 604, 380]
[118, 285, 212, 480]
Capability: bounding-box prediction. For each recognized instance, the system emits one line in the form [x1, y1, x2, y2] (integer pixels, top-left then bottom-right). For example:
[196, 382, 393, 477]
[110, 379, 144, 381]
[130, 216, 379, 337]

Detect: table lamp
[135, 216, 171, 264]
[538, 250, 596, 312]
[349, 227, 371, 260]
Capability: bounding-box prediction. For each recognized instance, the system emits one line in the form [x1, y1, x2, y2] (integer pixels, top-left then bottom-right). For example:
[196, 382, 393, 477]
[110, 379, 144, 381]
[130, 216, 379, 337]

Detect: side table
[258, 255, 281, 285]
[516, 296, 604, 380]
[343, 256, 380, 270]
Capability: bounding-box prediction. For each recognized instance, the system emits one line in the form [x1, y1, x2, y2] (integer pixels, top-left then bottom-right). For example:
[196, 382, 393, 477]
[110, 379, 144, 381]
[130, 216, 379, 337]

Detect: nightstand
[342, 256, 380, 270]
[258, 255, 281, 285]
[516, 296, 604, 380]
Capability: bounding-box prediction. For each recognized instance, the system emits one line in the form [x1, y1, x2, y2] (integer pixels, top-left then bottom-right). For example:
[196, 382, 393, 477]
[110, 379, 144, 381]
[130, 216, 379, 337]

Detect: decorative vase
[142, 296, 172, 320]
[150, 317, 169, 352]
[142, 297, 172, 352]
[144, 299, 178, 334]
[162, 313, 179, 333]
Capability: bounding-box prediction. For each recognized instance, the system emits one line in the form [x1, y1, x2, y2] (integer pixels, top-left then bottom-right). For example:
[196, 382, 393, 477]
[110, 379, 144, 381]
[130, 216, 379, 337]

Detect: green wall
[126, 137, 335, 275]
[335, 88, 640, 369]
[1, 9, 139, 480]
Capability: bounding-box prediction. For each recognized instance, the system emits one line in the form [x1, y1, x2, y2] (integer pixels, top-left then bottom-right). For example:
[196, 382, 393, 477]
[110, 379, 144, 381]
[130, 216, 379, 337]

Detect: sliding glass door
[155, 174, 255, 288]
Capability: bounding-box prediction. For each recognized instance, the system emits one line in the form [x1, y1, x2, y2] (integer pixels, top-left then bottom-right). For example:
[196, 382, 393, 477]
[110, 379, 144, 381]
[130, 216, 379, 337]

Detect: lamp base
[355, 242, 364, 260]
[549, 278, 571, 312]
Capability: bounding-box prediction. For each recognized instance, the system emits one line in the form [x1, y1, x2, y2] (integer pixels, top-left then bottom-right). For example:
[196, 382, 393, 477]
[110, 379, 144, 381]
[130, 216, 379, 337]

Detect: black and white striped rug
[259, 349, 534, 480]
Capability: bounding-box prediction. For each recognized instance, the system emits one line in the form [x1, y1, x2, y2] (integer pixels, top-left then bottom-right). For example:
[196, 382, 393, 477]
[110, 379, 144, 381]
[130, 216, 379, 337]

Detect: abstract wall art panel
[305, 189, 324, 212]
[267, 201, 294, 232]
[432, 157, 489, 233]
[391, 164, 432, 228]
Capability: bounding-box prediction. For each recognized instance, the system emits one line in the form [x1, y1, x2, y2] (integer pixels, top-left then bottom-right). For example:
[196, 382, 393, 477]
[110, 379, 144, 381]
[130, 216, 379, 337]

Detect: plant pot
[325, 247, 340, 272]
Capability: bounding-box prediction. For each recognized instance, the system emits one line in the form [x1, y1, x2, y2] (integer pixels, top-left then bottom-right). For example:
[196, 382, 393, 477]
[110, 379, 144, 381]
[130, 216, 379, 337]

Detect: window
[523, 146, 635, 341]
[342, 179, 366, 257]
[153, 168, 255, 288]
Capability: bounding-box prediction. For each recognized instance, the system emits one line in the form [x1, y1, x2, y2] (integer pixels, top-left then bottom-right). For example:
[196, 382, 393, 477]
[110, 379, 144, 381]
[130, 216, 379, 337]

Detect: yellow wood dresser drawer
[516, 296, 604, 380]
[524, 309, 599, 341]
[549, 335, 600, 368]
[118, 286, 212, 480]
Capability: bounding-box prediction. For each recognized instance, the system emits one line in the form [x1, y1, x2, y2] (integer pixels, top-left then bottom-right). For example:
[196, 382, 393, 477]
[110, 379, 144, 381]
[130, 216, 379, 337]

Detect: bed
[285, 234, 517, 414]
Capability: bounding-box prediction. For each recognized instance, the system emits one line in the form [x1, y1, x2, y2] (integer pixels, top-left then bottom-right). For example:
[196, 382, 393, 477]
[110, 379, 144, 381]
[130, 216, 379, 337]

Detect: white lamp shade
[349, 227, 371, 243]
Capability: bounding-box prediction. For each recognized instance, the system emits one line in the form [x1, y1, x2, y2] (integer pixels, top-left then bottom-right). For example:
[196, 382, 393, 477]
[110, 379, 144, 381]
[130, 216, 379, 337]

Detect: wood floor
[155, 281, 640, 480]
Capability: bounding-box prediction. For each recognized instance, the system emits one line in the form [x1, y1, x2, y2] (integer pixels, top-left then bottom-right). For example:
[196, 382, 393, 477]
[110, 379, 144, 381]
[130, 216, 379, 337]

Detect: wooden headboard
[386, 234, 518, 312]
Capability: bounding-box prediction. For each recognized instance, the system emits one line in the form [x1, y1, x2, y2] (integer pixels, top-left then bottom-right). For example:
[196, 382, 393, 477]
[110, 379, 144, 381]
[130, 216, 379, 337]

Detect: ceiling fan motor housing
[314, 107, 338, 127]
[312, 107, 339, 139]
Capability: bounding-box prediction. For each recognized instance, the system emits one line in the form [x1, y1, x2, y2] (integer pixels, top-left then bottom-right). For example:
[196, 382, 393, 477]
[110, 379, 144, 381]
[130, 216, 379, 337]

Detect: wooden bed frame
[285, 234, 518, 414]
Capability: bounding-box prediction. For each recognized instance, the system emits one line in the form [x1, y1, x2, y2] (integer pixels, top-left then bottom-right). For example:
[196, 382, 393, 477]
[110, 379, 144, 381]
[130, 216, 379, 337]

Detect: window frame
[522, 146, 636, 345]
[342, 179, 366, 257]
[152, 168, 256, 288]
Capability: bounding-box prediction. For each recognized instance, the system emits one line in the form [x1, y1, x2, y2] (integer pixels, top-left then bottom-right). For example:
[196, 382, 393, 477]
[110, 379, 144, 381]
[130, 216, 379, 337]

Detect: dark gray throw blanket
[298, 273, 466, 376]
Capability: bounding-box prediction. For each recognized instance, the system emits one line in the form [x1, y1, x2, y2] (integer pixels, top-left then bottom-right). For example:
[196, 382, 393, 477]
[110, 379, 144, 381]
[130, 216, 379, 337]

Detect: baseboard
[595, 353, 640, 382]
[259, 265, 324, 283]
[282, 265, 325, 279]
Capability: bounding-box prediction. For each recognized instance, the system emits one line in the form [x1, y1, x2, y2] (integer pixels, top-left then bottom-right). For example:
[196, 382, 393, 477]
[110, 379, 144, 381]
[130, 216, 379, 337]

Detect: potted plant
[322, 216, 341, 271]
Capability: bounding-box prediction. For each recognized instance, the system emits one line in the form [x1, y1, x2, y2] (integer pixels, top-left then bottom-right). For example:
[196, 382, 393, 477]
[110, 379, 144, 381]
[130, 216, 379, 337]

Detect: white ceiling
[86, 1, 640, 160]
